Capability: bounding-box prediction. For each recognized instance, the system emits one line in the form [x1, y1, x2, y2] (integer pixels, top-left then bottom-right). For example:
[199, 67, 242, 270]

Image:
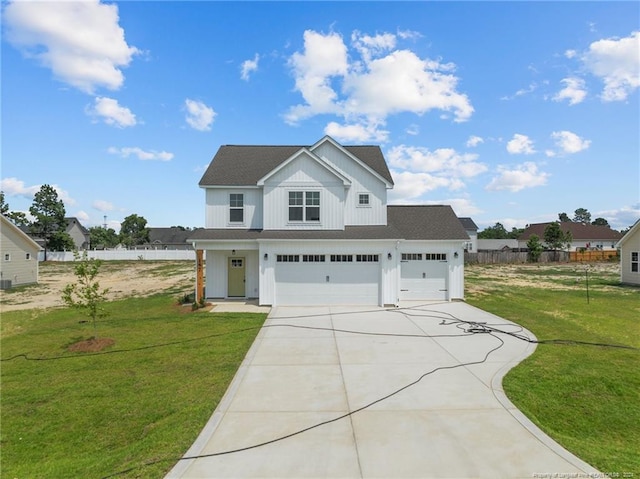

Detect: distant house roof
[189, 205, 468, 242]
[519, 222, 623, 241]
[477, 239, 519, 250]
[458, 217, 478, 231]
[199, 144, 394, 187]
[65, 217, 89, 235]
[148, 227, 195, 246]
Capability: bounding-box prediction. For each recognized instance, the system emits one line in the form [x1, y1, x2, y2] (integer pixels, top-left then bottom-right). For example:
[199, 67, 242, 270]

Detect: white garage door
[275, 254, 380, 305]
[400, 253, 448, 301]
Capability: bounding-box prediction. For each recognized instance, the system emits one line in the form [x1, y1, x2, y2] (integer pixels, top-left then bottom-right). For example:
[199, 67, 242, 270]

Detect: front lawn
[1, 295, 266, 478]
[465, 263, 640, 474]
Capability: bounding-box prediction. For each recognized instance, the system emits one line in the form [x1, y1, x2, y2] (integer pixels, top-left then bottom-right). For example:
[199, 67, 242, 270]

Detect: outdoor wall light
[454, 251, 459, 258]
[387, 252, 392, 260]
[232, 249, 236, 256]
[264, 253, 268, 260]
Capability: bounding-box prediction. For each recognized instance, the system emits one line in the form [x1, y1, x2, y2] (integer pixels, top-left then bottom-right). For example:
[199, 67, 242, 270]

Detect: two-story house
[189, 136, 469, 306]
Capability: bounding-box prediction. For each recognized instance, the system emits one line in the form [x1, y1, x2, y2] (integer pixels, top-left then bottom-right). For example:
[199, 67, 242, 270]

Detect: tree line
[1, 186, 152, 255]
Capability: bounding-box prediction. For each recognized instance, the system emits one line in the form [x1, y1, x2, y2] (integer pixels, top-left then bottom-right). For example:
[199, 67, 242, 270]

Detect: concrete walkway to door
[166, 302, 600, 479]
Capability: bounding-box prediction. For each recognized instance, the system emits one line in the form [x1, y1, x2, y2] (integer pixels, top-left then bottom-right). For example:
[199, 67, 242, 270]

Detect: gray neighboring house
[477, 239, 519, 251]
[1, 215, 42, 288]
[65, 217, 90, 250]
[617, 219, 640, 286]
[458, 217, 478, 252]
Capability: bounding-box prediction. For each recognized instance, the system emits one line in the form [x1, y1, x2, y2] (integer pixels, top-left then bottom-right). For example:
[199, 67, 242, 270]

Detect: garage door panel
[400, 258, 448, 301]
[275, 261, 379, 305]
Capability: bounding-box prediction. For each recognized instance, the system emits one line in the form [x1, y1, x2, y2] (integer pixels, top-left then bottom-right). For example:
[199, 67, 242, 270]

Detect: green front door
[228, 257, 245, 297]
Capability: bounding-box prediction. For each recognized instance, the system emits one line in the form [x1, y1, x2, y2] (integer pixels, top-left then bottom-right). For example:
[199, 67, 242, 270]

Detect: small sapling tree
[62, 251, 110, 338]
[527, 234, 543, 262]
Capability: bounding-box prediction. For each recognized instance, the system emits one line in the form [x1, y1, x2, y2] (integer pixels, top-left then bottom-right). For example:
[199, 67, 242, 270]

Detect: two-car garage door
[399, 253, 449, 301]
[275, 254, 380, 305]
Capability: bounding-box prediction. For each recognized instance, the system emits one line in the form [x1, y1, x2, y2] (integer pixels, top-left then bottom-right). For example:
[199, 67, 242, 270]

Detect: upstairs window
[358, 193, 370, 206]
[289, 191, 320, 222]
[229, 194, 244, 223]
[229, 193, 244, 222]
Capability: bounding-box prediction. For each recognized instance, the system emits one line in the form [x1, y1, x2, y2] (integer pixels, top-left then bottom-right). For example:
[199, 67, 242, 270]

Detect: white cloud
[466, 135, 484, 148]
[240, 54, 259, 81]
[596, 204, 640, 231]
[506, 134, 535, 155]
[551, 130, 591, 154]
[425, 198, 483, 217]
[285, 29, 473, 131]
[184, 99, 216, 131]
[582, 31, 640, 102]
[0, 177, 75, 205]
[1, 177, 40, 198]
[486, 162, 549, 192]
[87, 97, 136, 127]
[553, 77, 587, 105]
[324, 120, 389, 143]
[75, 210, 90, 222]
[108, 146, 173, 161]
[406, 124, 420, 136]
[3, 0, 139, 94]
[92, 200, 114, 211]
[564, 49, 577, 59]
[388, 170, 459, 203]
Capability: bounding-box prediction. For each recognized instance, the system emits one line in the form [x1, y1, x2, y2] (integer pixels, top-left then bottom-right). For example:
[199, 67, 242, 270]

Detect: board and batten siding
[205, 188, 263, 229]
[313, 141, 388, 226]
[262, 155, 347, 230]
[204, 249, 259, 298]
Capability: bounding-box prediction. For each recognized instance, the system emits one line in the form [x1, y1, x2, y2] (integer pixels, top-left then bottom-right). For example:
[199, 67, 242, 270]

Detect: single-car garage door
[400, 253, 448, 301]
[275, 254, 380, 305]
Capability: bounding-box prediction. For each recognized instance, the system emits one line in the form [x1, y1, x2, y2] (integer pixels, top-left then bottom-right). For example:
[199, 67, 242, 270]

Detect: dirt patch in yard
[0, 260, 195, 312]
[67, 337, 116, 353]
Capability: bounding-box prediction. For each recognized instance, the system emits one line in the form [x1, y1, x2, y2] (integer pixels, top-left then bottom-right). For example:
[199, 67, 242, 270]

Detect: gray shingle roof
[188, 205, 468, 242]
[458, 217, 478, 231]
[199, 144, 394, 186]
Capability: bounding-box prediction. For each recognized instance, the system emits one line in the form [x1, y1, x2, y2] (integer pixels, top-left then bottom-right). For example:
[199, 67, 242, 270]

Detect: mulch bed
[68, 337, 115, 353]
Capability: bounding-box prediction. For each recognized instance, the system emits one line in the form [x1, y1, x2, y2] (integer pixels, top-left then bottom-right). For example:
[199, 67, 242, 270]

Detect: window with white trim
[425, 253, 447, 261]
[289, 191, 320, 222]
[401, 253, 422, 261]
[26, 253, 31, 260]
[4, 253, 10, 261]
[330, 254, 353, 262]
[632, 252, 639, 273]
[229, 193, 244, 223]
[356, 254, 379, 262]
[358, 193, 370, 206]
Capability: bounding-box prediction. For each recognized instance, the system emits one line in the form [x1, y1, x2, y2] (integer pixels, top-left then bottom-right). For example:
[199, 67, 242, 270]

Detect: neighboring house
[20, 217, 90, 250]
[136, 227, 196, 250]
[617, 219, 640, 286]
[0, 215, 42, 288]
[518, 222, 623, 251]
[65, 217, 90, 250]
[477, 239, 519, 251]
[189, 136, 469, 306]
[458, 217, 478, 252]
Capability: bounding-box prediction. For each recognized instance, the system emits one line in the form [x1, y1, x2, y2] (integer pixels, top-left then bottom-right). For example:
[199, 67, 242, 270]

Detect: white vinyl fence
[39, 249, 196, 261]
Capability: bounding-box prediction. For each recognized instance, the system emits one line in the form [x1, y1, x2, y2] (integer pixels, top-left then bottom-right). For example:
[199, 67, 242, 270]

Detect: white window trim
[229, 193, 245, 225]
[288, 190, 321, 224]
[357, 192, 371, 208]
[631, 251, 639, 274]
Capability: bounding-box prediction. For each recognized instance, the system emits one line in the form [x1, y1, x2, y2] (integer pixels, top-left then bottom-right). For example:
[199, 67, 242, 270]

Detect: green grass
[1, 295, 266, 479]
[466, 263, 640, 474]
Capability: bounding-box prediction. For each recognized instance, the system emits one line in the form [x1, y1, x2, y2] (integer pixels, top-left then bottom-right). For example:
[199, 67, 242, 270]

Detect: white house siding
[203, 247, 259, 298]
[262, 155, 347, 230]
[205, 188, 263, 229]
[0, 219, 40, 286]
[619, 223, 640, 286]
[313, 141, 388, 226]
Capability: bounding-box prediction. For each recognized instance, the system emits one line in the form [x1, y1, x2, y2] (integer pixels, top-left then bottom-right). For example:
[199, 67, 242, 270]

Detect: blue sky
[2, 1, 639, 233]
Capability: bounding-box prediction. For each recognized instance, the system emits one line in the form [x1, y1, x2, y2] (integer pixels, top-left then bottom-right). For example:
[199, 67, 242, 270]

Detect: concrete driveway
[166, 302, 600, 478]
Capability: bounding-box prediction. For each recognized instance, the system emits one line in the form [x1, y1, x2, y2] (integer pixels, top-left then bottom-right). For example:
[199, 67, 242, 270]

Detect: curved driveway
[167, 302, 600, 478]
